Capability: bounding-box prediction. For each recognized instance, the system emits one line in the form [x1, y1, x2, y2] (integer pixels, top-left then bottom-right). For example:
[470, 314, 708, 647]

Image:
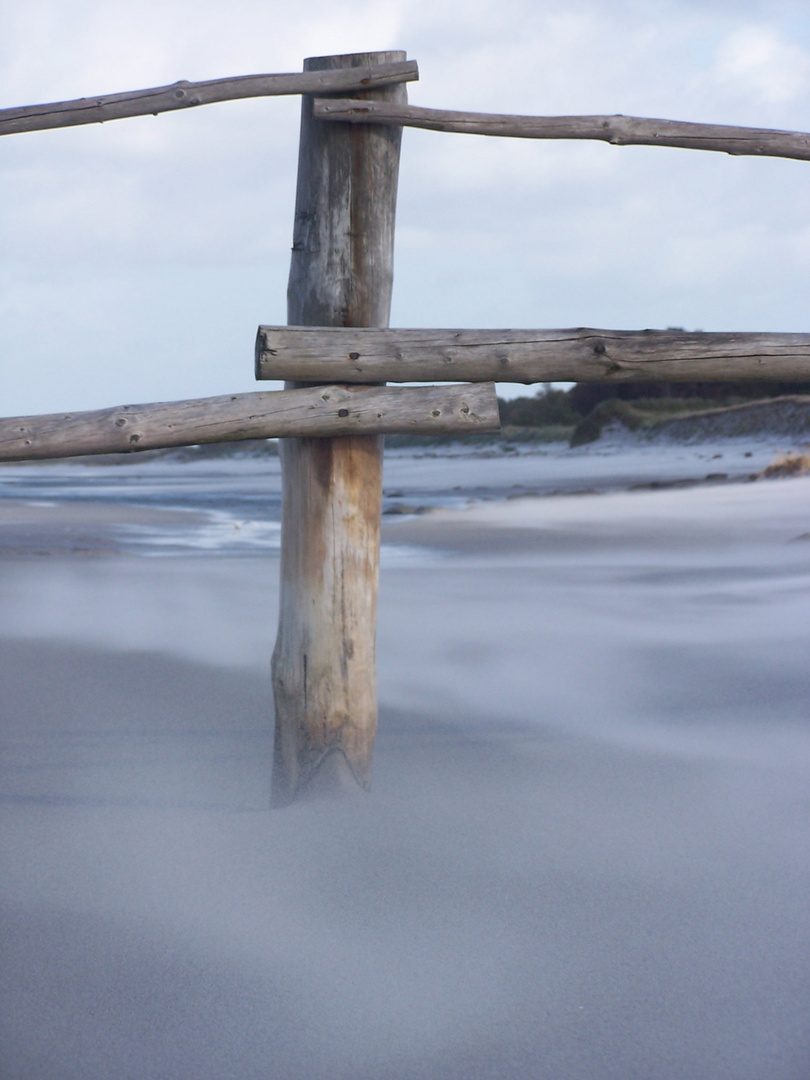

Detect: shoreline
[0, 436, 806, 558]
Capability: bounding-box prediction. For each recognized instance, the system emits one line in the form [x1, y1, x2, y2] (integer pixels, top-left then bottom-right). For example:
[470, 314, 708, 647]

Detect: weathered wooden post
[271, 50, 408, 803]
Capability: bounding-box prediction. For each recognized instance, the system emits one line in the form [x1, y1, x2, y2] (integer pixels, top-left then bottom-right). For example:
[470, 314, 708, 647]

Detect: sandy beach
[1, 441, 809, 1079]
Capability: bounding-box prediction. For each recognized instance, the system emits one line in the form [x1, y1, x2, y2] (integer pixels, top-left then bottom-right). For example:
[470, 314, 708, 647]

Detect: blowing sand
[1, 453, 809, 1079]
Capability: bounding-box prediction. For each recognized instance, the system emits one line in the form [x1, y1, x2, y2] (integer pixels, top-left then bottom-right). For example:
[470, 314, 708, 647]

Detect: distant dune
[645, 395, 810, 442]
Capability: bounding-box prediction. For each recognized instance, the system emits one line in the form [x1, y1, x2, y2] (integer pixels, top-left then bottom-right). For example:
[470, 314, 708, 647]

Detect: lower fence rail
[0, 382, 499, 462]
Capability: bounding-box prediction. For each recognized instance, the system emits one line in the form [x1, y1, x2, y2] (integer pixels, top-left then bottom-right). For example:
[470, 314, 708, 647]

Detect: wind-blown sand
[1, 449, 809, 1079]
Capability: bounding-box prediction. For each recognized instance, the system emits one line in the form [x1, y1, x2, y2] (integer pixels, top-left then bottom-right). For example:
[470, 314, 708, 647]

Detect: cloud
[708, 25, 810, 104]
[1, 0, 809, 414]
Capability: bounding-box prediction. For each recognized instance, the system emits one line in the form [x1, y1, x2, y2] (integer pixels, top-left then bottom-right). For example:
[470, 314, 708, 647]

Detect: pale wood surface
[0, 383, 497, 462]
[313, 99, 810, 162]
[0, 62, 417, 137]
[272, 52, 408, 804]
[257, 326, 810, 384]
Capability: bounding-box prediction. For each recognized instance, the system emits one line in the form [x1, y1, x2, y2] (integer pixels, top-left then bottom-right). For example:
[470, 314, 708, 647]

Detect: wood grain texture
[257, 327, 810, 384]
[0, 384, 497, 462]
[313, 99, 810, 162]
[0, 63, 417, 137]
[273, 52, 408, 804]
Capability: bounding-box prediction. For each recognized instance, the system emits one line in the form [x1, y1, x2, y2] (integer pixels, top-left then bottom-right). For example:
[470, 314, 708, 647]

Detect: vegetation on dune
[758, 452, 810, 479]
[497, 380, 810, 446]
[565, 378, 810, 415]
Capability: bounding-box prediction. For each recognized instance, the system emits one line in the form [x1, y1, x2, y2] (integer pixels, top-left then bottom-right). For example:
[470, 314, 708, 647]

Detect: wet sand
[0, 501, 207, 556]
[1, 472, 810, 1079]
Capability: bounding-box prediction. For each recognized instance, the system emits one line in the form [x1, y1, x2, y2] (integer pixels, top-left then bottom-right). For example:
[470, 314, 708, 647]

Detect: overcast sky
[2, 0, 809, 415]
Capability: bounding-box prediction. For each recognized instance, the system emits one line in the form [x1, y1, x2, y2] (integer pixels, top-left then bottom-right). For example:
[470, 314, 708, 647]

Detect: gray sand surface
[1, 463, 809, 1079]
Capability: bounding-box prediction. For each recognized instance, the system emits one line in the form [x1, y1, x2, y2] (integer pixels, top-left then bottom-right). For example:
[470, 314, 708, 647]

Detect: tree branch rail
[313, 99, 810, 162]
[0, 63, 418, 137]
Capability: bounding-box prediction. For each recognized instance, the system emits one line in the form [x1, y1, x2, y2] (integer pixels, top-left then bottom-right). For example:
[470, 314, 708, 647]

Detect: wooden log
[256, 327, 810, 384]
[0, 384, 498, 463]
[0, 62, 418, 138]
[272, 52, 407, 805]
[313, 99, 810, 163]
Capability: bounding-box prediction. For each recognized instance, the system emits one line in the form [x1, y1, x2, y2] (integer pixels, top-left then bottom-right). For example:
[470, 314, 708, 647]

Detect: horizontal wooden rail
[313, 99, 810, 162]
[0, 62, 418, 137]
[0, 383, 498, 462]
[256, 326, 810, 384]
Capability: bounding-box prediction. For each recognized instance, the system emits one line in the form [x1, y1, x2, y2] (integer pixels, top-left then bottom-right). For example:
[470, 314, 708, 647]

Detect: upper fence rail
[0, 62, 418, 137]
[313, 99, 810, 162]
[4, 62, 809, 164]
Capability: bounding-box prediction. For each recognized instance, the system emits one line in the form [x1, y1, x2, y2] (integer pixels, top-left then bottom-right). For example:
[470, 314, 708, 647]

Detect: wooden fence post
[271, 50, 407, 804]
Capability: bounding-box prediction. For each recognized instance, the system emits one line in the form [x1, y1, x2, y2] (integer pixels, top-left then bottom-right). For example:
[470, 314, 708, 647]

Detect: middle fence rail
[256, 327, 810, 385]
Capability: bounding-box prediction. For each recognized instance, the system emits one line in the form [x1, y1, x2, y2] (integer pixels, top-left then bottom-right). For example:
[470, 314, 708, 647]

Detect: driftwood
[0, 383, 497, 462]
[0, 62, 418, 137]
[271, 51, 408, 805]
[313, 99, 810, 163]
[256, 327, 810, 384]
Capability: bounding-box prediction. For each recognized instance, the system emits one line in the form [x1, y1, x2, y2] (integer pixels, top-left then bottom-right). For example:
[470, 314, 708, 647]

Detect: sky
[1, 0, 809, 415]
